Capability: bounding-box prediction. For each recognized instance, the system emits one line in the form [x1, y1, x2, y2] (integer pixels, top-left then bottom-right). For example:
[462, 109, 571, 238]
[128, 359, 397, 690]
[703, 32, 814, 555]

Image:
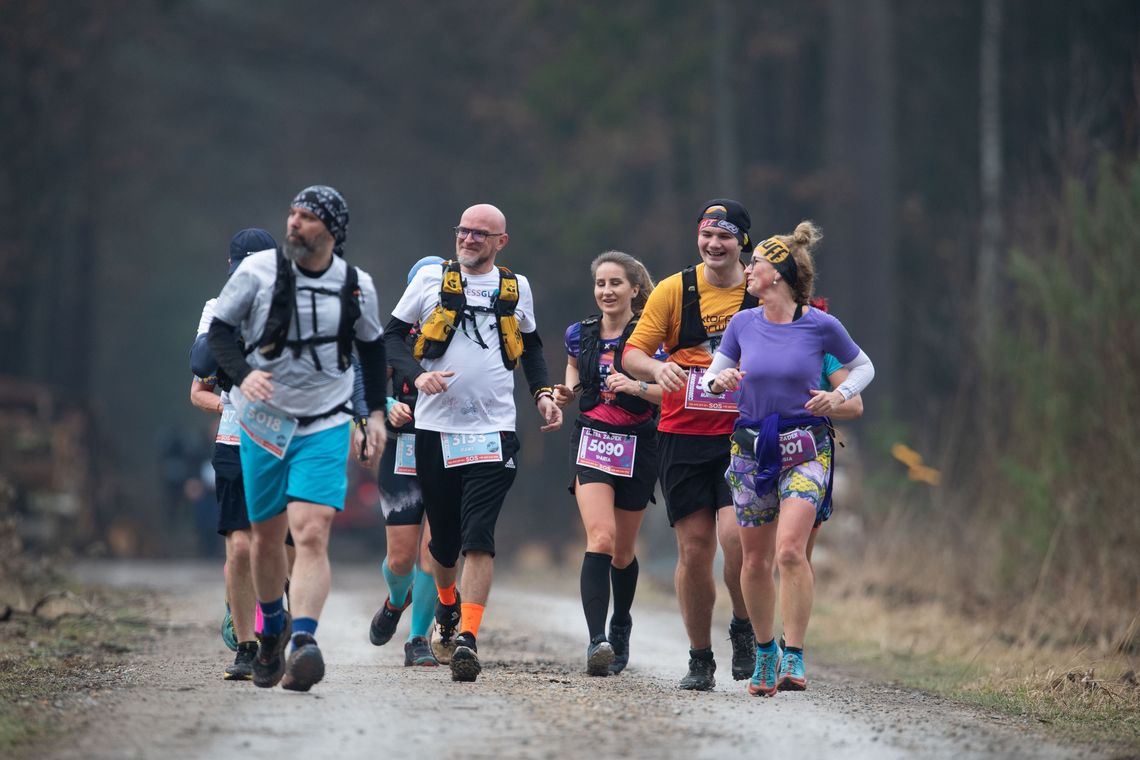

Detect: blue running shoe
[777, 649, 806, 691]
[747, 642, 782, 697]
[221, 602, 238, 652]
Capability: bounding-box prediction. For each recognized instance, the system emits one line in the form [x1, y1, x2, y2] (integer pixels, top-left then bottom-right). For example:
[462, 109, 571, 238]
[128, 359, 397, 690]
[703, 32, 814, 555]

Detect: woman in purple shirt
[700, 221, 874, 696]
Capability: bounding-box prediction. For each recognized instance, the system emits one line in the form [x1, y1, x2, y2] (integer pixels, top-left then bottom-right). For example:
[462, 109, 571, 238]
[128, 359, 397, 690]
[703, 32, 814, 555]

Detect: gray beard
[282, 237, 315, 263]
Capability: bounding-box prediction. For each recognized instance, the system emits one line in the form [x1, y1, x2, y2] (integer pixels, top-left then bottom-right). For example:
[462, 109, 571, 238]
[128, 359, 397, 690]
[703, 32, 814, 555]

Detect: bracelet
[533, 386, 554, 404]
[385, 396, 398, 414]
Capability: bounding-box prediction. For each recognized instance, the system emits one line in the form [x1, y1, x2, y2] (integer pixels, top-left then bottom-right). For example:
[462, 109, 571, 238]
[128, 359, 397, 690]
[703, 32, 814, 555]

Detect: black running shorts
[377, 431, 425, 527]
[415, 430, 520, 567]
[567, 416, 658, 511]
[212, 442, 251, 535]
[656, 431, 733, 526]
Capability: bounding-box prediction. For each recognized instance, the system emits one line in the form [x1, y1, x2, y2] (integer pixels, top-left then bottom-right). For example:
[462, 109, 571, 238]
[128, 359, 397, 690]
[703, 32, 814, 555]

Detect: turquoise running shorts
[239, 422, 351, 523]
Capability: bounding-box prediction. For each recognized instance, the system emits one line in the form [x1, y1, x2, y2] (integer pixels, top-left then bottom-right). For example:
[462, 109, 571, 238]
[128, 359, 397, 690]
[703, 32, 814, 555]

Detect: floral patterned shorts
[725, 435, 832, 528]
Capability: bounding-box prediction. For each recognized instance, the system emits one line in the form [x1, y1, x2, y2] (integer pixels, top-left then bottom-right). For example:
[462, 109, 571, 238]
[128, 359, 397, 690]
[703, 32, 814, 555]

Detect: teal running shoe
[221, 602, 238, 652]
[777, 648, 806, 691]
[747, 642, 782, 697]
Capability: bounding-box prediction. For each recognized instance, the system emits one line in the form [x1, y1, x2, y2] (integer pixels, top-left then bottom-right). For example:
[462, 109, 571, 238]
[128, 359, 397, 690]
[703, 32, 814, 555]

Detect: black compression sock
[580, 552, 612, 641]
[610, 556, 639, 627]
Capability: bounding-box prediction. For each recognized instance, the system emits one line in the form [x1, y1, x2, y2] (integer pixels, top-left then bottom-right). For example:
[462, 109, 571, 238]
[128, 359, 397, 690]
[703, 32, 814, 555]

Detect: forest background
[1, 0, 1138, 659]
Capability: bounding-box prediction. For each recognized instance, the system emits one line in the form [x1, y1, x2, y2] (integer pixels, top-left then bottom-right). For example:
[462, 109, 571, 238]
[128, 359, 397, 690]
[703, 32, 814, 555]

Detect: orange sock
[460, 602, 485, 638]
[437, 583, 457, 606]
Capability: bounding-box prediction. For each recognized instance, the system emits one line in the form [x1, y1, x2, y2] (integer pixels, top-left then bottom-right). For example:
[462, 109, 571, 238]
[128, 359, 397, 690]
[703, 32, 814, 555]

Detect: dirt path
[36, 561, 1101, 760]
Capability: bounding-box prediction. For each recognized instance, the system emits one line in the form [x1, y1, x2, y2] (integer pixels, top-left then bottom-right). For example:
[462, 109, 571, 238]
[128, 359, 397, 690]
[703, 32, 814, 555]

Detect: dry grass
[808, 547, 1140, 750]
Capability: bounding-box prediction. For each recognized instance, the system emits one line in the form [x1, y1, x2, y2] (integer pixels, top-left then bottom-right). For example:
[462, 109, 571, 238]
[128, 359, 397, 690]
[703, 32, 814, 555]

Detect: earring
[772, 277, 779, 286]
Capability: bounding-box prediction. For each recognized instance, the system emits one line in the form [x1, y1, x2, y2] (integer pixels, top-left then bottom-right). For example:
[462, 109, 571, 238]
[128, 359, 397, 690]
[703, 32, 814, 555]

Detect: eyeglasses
[742, 256, 763, 268]
[454, 226, 505, 243]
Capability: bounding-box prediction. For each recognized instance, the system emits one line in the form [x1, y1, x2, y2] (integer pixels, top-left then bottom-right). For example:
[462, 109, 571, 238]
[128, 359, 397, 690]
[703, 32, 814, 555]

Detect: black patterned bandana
[291, 185, 349, 256]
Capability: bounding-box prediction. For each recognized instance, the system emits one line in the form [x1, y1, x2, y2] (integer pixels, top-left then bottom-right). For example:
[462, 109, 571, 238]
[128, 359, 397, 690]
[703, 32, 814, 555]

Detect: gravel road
[36, 561, 1103, 760]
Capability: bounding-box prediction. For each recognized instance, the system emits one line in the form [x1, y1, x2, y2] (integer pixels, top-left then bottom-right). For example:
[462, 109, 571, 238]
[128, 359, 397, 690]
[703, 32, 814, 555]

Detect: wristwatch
[638, 380, 649, 394]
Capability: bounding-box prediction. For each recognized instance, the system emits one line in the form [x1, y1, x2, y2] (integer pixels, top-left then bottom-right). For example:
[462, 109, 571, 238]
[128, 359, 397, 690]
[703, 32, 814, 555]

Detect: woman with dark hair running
[701, 222, 875, 696]
[553, 251, 663, 676]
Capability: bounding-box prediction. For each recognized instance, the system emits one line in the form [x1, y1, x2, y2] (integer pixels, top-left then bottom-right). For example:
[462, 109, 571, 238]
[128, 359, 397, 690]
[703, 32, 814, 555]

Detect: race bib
[216, 404, 240, 445]
[440, 432, 502, 468]
[779, 428, 818, 469]
[239, 401, 298, 460]
[684, 368, 740, 412]
[394, 433, 417, 475]
[576, 427, 636, 478]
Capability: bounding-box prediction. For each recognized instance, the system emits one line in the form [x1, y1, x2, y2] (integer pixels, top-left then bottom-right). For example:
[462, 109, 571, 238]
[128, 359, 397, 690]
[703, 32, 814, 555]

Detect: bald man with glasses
[384, 204, 561, 683]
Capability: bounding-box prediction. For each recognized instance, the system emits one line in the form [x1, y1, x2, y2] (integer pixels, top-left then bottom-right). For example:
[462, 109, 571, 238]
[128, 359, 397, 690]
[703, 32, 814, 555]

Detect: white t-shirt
[212, 249, 383, 434]
[391, 263, 536, 434]
[194, 298, 239, 444]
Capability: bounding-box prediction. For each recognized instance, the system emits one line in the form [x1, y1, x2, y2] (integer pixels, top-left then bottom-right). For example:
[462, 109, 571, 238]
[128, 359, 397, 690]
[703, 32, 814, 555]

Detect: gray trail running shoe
[449, 632, 481, 683]
[586, 637, 615, 677]
[404, 635, 440, 667]
[252, 613, 292, 688]
[679, 649, 716, 691]
[223, 641, 257, 681]
[281, 633, 325, 692]
[729, 619, 756, 681]
[432, 594, 461, 664]
[608, 619, 632, 674]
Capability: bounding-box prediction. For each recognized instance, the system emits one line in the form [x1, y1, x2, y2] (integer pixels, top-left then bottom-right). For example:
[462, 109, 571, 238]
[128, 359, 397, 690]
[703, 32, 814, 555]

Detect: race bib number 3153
[440, 432, 502, 468]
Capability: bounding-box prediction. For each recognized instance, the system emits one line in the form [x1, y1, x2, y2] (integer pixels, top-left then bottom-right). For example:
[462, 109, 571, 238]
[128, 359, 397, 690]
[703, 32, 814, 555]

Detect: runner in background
[188, 227, 276, 680]
[807, 297, 864, 567]
[552, 251, 662, 676]
[366, 256, 443, 667]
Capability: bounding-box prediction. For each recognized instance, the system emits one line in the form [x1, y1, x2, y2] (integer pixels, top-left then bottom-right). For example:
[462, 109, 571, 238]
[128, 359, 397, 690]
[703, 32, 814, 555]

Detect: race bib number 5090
[576, 427, 636, 478]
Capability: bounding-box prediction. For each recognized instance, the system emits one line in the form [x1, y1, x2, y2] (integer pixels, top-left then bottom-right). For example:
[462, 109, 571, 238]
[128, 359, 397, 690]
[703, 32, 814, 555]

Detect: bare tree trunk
[977, 0, 1003, 351]
[713, 0, 740, 196]
[823, 0, 897, 402]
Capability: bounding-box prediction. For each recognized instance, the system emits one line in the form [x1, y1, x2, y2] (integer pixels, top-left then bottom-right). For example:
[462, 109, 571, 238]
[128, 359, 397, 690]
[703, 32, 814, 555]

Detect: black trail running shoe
[608, 619, 632, 674]
[586, 636, 615, 677]
[252, 613, 292, 688]
[369, 592, 412, 646]
[449, 632, 481, 683]
[223, 642, 257, 681]
[678, 649, 716, 691]
[729, 619, 756, 681]
[281, 633, 325, 692]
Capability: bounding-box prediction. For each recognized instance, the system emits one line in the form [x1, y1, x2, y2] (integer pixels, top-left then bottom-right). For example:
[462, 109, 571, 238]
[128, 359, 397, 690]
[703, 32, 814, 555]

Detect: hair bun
[793, 221, 822, 248]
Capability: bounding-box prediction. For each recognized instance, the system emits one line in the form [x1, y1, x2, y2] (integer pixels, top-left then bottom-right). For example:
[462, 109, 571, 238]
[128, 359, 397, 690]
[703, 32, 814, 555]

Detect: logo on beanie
[699, 217, 740, 236]
[702, 205, 728, 219]
[759, 237, 790, 264]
